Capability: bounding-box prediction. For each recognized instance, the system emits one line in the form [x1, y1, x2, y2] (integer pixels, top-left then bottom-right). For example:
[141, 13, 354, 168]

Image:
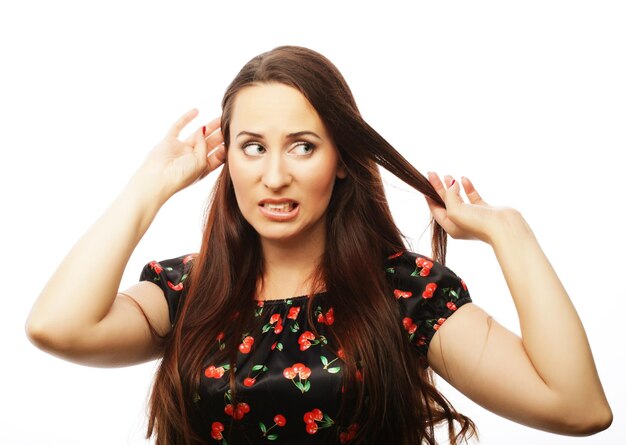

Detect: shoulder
[384, 250, 468, 292]
[139, 253, 198, 289]
[139, 253, 198, 327]
[384, 250, 472, 359]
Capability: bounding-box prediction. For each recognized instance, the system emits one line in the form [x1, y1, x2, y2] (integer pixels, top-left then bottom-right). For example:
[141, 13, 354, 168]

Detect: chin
[253, 221, 323, 247]
[256, 227, 302, 243]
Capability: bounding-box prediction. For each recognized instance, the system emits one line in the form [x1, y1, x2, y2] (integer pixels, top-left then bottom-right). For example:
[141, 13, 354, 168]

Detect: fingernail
[450, 179, 456, 186]
[202, 126, 206, 136]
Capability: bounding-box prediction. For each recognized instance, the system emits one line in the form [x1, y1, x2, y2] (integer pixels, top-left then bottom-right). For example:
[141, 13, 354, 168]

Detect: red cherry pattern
[422, 282, 437, 299]
[182, 253, 197, 264]
[205, 364, 230, 379]
[402, 317, 418, 335]
[274, 414, 286, 426]
[433, 317, 447, 330]
[304, 408, 334, 435]
[148, 256, 193, 293]
[339, 423, 359, 443]
[316, 307, 334, 325]
[270, 313, 281, 324]
[142, 251, 470, 442]
[167, 281, 184, 291]
[355, 369, 363, 382]
[262, 312, 286, 334]
[284, 362, 312, 393]
[216, 331, 225, 351]
[393, 289, 413, 299]
[259, 413, 287, 439]
[224, 401, 250, 420]
[412, 256, 434, 277]
[210, 421, 224, 440]
[239, 335, 254, 354]
[254, 301, 265, 318]
[387, 251, 404, 259]
[262, 306, 305, 334]
[298, 330, 323, 351]
[288, 307, 300, 319]
[243, 364, 268, 387]
[148, 261, 163, 275]
[337, 348, 346, 360]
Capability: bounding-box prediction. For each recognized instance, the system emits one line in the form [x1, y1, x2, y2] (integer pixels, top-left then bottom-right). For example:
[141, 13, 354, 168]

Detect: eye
[241, 143, 265, 156]
[289, 142, 315, 156]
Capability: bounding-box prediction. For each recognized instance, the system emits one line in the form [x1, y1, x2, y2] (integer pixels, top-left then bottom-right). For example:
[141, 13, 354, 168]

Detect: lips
[258, 198, 300, 220]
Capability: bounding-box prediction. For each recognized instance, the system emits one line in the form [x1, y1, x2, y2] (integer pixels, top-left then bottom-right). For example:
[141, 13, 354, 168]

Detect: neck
[258, 228, 326, 300]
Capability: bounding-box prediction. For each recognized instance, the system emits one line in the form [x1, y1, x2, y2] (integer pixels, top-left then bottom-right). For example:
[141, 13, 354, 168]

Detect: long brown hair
[146, 46, 477, 444]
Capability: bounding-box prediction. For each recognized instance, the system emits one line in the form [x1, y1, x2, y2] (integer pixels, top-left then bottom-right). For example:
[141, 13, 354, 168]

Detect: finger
[191, 126, 208, 162]
[203, 115, 222, 138]
[461, 176, 488, 205]
[443, 174, 458, 190]
[206, 144, 226, 172]
[195, 145, 225, 182]
[425, 195, 454, 234]
[426, 172, 447, 201]
[167, 108, 199, 139]
[204, 127, 224, 150]
[442, 175, 465, 208]
[424, 195, 445, 219]
[184, 116, 223, 146]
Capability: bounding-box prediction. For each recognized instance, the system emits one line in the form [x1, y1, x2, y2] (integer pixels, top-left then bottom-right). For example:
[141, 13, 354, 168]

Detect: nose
[262, 152, 292, 190]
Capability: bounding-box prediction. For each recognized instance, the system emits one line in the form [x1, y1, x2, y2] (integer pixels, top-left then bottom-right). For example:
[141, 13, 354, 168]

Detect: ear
[336, 162, 347, 179]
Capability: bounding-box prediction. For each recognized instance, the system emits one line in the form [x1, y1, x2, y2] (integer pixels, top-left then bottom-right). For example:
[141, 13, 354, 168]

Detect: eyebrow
[236, 130, 322, 140]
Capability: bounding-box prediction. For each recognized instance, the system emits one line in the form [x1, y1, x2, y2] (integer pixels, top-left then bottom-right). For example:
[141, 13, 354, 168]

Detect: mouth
[258, 199, 300, 221]
[259, 201, 299, 213]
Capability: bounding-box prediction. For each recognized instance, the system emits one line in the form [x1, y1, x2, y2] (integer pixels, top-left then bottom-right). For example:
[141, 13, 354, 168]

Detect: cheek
[304, 166, 340, 200]
[227, 153, 250, 188]
[226, 157, 250, 208]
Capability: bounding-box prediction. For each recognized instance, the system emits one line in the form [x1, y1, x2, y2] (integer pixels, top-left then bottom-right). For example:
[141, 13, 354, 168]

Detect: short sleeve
[139, 254, 197, 327]
[385, 251, 472, 361]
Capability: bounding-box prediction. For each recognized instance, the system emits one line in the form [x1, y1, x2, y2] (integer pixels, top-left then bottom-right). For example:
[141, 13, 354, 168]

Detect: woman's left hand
[424, 172, 520, 244]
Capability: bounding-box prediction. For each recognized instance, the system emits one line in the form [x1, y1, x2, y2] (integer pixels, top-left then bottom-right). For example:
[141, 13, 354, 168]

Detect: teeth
[264, 202, 295, 212]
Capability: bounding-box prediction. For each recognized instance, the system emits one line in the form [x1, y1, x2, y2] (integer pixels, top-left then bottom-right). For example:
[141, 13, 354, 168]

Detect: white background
[1, 1, 624, 444]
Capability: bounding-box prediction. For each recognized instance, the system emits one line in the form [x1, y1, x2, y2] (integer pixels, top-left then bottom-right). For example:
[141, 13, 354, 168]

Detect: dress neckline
[254, 292, 326, 304]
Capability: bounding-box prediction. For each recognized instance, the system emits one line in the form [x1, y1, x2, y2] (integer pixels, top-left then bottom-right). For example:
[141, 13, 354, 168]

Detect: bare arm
[25, 110, 225, 367]
[424, 174, 612, 435]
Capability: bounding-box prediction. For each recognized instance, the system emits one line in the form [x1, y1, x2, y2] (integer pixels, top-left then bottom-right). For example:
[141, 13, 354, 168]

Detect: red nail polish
[202, 126, 206, 136]
[450, 179, 456, 186]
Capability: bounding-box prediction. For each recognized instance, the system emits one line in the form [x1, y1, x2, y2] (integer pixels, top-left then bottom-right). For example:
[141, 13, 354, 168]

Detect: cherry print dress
[140, 250, 472, 444]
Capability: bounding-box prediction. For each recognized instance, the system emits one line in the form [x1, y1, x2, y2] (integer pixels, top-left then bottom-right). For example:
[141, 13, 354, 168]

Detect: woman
[26, 46, 612, 444]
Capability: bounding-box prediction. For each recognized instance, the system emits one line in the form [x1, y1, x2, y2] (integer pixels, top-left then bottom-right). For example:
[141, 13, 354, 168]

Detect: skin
[424, 176, 612, 435]
[25, 85, 612, 436]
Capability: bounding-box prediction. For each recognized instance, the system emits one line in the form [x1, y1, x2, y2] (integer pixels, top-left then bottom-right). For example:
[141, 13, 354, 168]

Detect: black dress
[140, 250, 472, 444]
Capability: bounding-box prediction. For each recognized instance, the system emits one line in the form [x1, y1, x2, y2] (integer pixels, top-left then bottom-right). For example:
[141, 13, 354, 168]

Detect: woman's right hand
[25, 109, 226, 365]
[138, 108, 226, 200]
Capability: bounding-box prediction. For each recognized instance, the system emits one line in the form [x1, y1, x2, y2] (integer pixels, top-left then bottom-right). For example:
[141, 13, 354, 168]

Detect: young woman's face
[227, 82, 346, 248]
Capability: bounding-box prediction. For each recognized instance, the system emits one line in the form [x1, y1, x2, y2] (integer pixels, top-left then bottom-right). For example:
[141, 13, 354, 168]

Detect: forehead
[230, 83, 326, 136]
